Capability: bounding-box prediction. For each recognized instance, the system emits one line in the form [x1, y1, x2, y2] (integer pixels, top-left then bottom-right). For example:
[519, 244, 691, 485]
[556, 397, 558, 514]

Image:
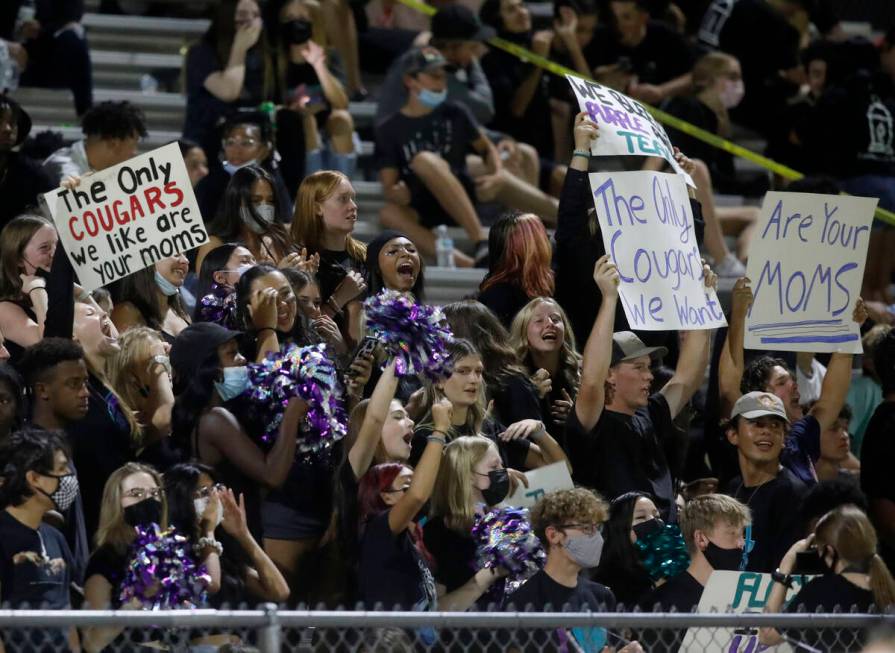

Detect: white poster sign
[566, 73, 695, 187]
[744, 192, 876, 354]
[589, 170, 726, 331]
[44, 142, 208, 292]
[679, 570, 813, 653]
[503, 462, 574, 508]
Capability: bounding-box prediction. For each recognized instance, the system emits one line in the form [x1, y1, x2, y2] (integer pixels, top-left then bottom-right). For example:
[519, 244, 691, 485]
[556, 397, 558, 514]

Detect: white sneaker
[714, 253, 746, 278]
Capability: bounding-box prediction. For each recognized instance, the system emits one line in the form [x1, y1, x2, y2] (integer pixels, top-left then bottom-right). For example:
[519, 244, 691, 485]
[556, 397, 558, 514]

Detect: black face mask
[281, 19, 312, 46]
[632, 517, 664, 542]
[480, 469, 510, 506]
[123, 498, 163, 529]
[703, 541, 744, 571]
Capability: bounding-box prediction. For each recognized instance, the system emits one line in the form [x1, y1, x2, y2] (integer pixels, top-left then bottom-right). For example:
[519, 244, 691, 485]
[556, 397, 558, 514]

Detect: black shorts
[406, 171, 477, 229]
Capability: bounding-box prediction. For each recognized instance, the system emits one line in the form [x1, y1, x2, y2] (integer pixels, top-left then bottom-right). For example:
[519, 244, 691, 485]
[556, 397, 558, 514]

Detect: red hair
[357, 463, 435, 568]
[480, 213, 554, 298]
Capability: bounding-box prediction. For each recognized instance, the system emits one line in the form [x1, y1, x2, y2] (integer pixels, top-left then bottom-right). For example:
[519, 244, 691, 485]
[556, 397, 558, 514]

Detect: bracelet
[427, 434, 447, 445]
[430, 429, 449, 439]
[771, 568, 793, 589]
[27, 286, 48, 295]
[194, 537, 223, 556]
[572, 150, 591, 160]
[530, 422, 547, 441]
[327, 296, 343, 314]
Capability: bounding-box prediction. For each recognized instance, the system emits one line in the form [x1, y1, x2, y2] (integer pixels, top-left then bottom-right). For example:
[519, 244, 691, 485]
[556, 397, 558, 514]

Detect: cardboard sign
[679, 570, 813, 653]
[503, 462, 574, 508]
[565, 73, 695, 187]
[44, 142, 208, 292]
[744, 192, 877, 354]
[589, 170, 726, 331]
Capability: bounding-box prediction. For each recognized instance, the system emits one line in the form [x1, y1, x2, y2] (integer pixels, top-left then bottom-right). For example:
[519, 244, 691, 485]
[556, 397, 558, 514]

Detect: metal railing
[1, 607, 893, 652]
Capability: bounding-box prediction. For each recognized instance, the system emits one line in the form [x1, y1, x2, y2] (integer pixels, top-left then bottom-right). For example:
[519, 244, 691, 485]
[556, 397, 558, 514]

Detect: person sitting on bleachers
[375, 47, 494, 268]
[42, 101, 147, 185]
[0, 96, 53, 231]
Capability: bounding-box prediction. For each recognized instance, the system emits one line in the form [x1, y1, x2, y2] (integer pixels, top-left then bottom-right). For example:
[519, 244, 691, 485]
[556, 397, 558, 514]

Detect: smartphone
[345, 336, 378, 378]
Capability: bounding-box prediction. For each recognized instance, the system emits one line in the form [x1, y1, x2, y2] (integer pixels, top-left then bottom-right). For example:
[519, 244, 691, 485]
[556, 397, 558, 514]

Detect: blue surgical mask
[418, 87, 447, 109]
[214, 366, 249, 402]
[223, 159, 257, 176]
[154, 271, 180, 296]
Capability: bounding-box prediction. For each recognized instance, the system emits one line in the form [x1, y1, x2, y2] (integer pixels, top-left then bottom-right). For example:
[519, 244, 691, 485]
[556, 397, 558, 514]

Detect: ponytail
[868, 553, 895, 609]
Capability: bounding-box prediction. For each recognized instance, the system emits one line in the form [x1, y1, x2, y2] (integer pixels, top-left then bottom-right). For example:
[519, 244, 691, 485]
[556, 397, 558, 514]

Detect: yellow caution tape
[395, 0, 895, 226]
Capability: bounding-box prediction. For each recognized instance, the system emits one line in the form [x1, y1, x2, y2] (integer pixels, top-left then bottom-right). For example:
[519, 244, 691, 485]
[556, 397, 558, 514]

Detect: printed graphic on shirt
[863, 96, 894, 161]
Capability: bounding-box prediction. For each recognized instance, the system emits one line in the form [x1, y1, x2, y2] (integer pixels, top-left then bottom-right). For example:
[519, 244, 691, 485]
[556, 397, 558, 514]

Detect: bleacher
[18, 7, 878, 303]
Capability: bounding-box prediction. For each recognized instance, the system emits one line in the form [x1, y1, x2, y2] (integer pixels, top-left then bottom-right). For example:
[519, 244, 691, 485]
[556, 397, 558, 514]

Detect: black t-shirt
[784, 574, 874, 652]
[488, 372, 543, 433]
[0, 510, 72, 651]
[860, 400, 895, 569]
[410, 418, 530, 471]
[589, 21, 694, 86]
[197, 162, 293, 229]
[565, 392, 677, 521]
[480, 32, 554, 159]
[84, 544, 126, 609]
[726, 468, 806, 573]
[507, 569, 616, 611]
[662, 96, 735, 183]
[476, 282, 531, 330]
[66, 374, 134, 543]
[638, 569, 703, 612]
[374, 101, 480, 180]
[358, 510, 437, 611]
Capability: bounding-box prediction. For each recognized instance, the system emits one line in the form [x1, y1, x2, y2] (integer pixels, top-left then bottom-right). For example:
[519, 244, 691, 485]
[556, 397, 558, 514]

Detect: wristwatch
[771, 568, 793, 588]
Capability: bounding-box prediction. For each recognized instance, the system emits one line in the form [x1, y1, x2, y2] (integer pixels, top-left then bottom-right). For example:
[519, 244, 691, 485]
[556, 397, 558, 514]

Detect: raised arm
[660, 263, 716, 419]
[556, 113, 599, 247]
[719, 277, 752, 416]
[203, 23, 261, 102]
[387, 398, 452, 534]
[201, 398, 305, 489]
[808, 299, 866, 430]
[348, 361, 398, 478]
[574, 255, 620, 431]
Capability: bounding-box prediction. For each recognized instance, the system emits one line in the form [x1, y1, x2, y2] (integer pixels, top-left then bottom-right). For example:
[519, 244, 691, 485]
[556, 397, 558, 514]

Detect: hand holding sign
[593, 254, 620, 297]
[43, 143, 207, 292]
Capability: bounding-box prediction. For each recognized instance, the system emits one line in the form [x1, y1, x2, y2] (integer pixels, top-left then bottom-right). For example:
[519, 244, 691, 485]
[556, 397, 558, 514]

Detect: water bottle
[140, 74, 159, 94]
[0, 43, 19, 93]
[435, 224, 455, 269]
[15, 0, 36, 35]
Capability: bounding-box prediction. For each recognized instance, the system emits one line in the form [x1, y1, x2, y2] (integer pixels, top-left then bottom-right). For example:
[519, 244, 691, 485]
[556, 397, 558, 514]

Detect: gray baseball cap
[610, 331, 668, 366]
[731, 391, 789, 424]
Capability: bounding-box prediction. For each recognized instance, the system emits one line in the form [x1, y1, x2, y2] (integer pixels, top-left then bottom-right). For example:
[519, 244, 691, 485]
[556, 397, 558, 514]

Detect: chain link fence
[0, 608, 893, 652]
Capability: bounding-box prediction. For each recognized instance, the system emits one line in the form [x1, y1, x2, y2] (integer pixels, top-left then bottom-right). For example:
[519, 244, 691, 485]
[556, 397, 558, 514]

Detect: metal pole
[257, 603, 281, 653]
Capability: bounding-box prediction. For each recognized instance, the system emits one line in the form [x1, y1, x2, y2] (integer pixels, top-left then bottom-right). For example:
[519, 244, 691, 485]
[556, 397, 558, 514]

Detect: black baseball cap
[431, 5, 496, 42]
[170, 322, 242, 380]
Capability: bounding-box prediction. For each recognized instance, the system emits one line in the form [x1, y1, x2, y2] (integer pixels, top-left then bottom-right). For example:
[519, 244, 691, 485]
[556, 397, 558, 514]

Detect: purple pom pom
[118, 524, 210, 609]
[472, 506, 545, 586]
[363, 290, 454, 380]
[245, 343, 348, 456]
[197, 283, 238, 329]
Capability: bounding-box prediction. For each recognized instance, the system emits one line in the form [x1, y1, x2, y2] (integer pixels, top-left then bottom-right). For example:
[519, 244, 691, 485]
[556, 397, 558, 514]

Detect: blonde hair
[95, 462, 166, 554]
[692, 52, 739, 93]
[509, 297, 582, 395]
[418, 340, 487, 438]
[290, 170, 366, 264]
[679, 493, 751, 554]
[106, 327, 165, 423]
[430, 436, 496, 533]
[815, 505, 895, 609]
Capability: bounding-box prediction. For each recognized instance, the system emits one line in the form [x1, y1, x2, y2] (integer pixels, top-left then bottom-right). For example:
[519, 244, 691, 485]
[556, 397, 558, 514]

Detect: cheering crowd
[1, 0, 895, 651]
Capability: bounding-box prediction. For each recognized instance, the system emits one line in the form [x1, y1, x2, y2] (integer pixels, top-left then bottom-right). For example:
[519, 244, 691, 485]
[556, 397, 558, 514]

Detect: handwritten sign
[43, 142, 208, 292]
[744, 192, 876, 354]
[566, 73, 695, 187]
[589, 170, 726, 331]
[503, 462, 574, 508]
[679, 570, 812, 653]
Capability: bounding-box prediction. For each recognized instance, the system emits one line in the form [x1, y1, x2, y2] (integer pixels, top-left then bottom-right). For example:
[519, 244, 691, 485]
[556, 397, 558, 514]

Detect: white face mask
[194, 496, 223, 527]
[718, 79, 745, 109]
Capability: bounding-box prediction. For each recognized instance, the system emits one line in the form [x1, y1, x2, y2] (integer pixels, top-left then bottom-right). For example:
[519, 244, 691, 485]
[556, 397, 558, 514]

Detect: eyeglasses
[382, 244, 417, 256]
[123, 487, 163, 501]
[557, 522, 603, 536]
[193, 483, 225, 499]
[223, 138, 259, 148]
[382, 485, 410, 494]
[276, 289, 297, 305]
